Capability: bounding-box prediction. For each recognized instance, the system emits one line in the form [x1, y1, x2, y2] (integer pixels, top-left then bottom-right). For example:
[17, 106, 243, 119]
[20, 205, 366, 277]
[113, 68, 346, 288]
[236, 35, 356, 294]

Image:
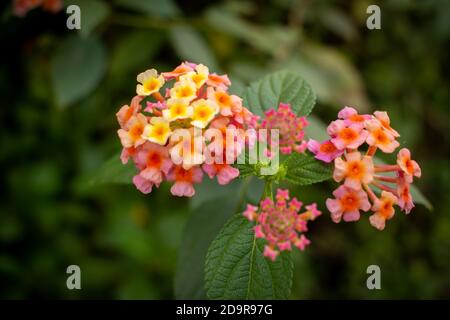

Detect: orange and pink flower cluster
[308, 107, 422, 230]
[243, 189, 321, 261]
[260, 103, 309, 155]
[116, 62, 257, 197]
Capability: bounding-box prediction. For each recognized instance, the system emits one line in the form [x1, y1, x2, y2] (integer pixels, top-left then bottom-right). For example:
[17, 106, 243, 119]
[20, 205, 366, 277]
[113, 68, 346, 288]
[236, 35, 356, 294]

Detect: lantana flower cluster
[260, 103, 309, 155]
[117, 62, 257, 197]
[243, 189, 321, 261]
[116, 63, 424, 262]
[308, 107, 422, 230]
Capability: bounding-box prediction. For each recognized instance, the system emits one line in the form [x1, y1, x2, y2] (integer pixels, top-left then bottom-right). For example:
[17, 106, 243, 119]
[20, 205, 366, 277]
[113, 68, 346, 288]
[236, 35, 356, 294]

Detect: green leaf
[51, 36, 106, 107]
[110, 30, 164, 75]
[72, 0, 111, 37]
[114, 0, 179, 18]
[205, 213, 293, 299]
[409, 183, 432, 211]
[305, 115, 330, 141]
[175, 178, 263, 299]
[90, 153, 135, 185]
[238, 70, 317, 179]
[174, 194, 238, 299]
[284, 152, 333, 186]
[243, 70, 316, 118]
[205, 8, 299, 56]
[279, 44, 369, 111]
[169, 26, 219, 72]
[190, 178, 241, 211]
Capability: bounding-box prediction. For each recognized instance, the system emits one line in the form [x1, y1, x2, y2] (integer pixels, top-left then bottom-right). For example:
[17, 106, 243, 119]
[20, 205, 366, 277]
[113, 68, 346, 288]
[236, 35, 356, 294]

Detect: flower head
[243, 189, 321, 261]
[136, 69, 165, 96]
[117, 62, 256, 196]
[117, 114, 148, 148]
[374, 111, 400, 138]
[116, 95, 143, 128]
[333, 152, 374, 189]
[307, 139, 344, 163]
[180, 64, 209, 89]
[170, 79, 197, 101]
[326, 185, 371, 223]
[327, 120, 368, 150]
[190, 99, 219, 128]
[365, 119, 399, 153]
[397, 148, 421, 180]
[369, 191, 397, 230]
[135, 142, 172, 185]
[207, 73, 231, 90]
[132, 174, 154, 194]
[202, 163, 239, 185]
[319, 106, 422, 229]
[260, 103, 309, 154]
[338, 106, 371, 126]
[142, 117, 172, 145]
[161, 62, 194, 79]
[243, 204, 258, 221]
[162, 98, 193, 122]
[167, 165, 203, 197]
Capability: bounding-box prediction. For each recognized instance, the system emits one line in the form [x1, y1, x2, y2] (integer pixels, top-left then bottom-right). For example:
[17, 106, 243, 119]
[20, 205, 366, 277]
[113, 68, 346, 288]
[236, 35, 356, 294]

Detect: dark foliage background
[0, 0, 449, 299]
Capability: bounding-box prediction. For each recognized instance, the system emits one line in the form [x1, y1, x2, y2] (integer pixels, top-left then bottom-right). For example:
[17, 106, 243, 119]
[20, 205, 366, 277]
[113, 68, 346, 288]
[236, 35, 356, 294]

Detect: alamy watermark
[167, 127, 280, 176]
[66, 5, 80, 30]
[367, 5, 381, 30]
[366, 265, 381, 290]
[66, 265, 81, 290]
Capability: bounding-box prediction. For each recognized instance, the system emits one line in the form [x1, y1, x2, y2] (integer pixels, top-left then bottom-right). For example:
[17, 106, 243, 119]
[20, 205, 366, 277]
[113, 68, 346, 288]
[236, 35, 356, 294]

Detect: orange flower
[369, 191, 397, 230]
[117, 114, 147, 148]
[366, 119, 399, 153]
[374, 111, 400, 138]
[206, 73, 231, 90]
[323, 107, 422, 228]
[397, 148, 421, 180]
[167, 166, 203, 197]
[327, 120, 368, 150]
[333, 152, 374, 189]
[116, 95, 143, 128]
[326, 185, 371, 223]
[161, 62, 194, 79]
[135, 142, 172, 185]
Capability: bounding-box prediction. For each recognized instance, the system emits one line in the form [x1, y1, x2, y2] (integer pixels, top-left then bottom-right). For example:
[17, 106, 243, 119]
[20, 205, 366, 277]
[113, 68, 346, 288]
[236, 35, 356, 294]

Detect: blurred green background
[1, 0, 449, 299]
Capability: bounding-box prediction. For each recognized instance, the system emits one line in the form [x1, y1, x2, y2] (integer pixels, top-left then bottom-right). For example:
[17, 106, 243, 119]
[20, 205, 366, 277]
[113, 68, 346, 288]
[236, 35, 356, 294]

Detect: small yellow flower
[142, 117, 172, 145]
[170, 79, 197, 101]
[190, 99, 219, 128]
[180, 64, 209, 89]
[162, 98, 193, 122]
[136, 69, 165, 96]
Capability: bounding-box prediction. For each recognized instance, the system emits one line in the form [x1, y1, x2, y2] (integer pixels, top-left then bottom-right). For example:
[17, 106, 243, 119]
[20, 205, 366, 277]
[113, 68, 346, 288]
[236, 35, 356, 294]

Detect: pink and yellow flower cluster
[243, 189, 321, 261]
[116, 62, 257, 197]
[260, 103, 309, 155]
[308, 106, 422, 230]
